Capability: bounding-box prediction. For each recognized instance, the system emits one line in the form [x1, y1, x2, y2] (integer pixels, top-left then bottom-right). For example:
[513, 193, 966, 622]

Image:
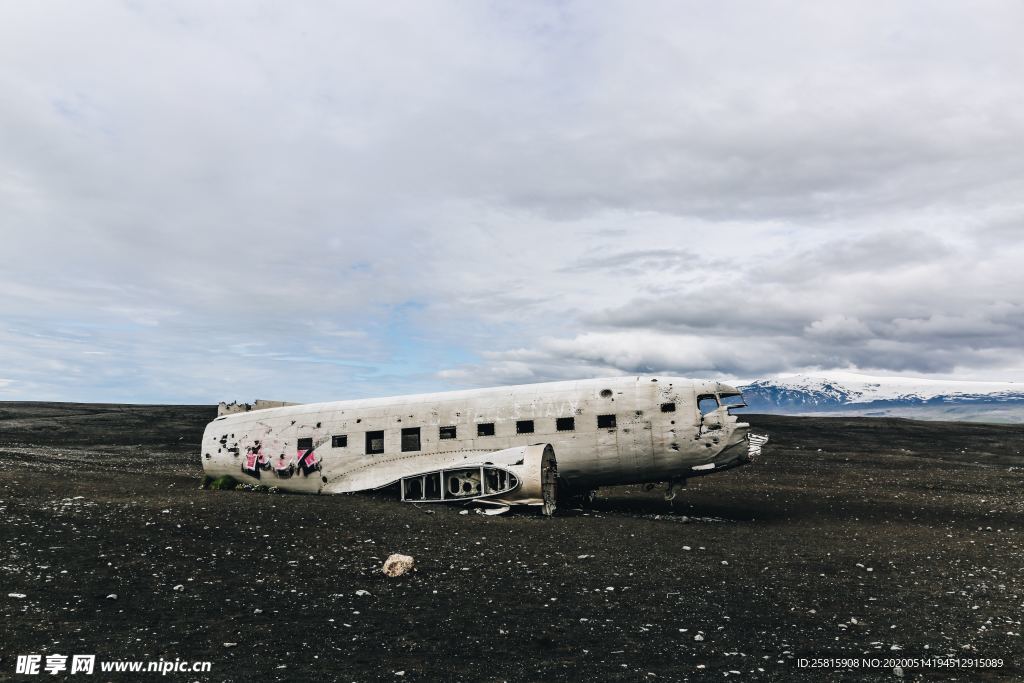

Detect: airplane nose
[691, 427, 767, 475]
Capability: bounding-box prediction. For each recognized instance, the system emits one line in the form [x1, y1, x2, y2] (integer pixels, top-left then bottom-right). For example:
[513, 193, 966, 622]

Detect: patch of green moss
[207, 475, 239, 490]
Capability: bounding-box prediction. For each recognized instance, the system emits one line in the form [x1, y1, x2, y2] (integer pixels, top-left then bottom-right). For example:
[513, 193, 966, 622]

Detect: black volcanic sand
[1, 404, 1022, 682]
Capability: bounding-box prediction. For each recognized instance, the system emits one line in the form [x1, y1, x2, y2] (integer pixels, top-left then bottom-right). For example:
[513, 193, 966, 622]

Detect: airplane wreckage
[201, 376, 768, 515]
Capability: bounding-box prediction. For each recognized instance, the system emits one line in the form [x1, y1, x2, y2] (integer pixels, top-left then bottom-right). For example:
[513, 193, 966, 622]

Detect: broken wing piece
[400, 466, 516, 502]
[397, 443, 557, 515]
[477, 505, 511, 516]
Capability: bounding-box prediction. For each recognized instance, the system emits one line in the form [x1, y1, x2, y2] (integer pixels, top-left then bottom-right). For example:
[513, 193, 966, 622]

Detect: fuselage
[201, 376, 754, 495]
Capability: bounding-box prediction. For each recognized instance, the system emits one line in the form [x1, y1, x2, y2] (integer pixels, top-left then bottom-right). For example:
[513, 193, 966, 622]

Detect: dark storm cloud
[511, 229, 1024, 379]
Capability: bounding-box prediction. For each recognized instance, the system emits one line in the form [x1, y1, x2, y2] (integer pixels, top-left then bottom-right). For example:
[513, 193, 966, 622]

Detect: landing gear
[664, 478, 687, 501]
[559, 483, 598, 508]
[541, 447, 558, 516]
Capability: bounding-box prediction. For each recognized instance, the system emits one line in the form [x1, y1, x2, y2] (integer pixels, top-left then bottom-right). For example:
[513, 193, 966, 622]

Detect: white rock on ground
[382, 554, 416, 577]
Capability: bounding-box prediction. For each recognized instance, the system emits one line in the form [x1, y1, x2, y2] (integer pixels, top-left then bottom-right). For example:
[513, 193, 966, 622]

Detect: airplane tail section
[217, 399, 300, 416]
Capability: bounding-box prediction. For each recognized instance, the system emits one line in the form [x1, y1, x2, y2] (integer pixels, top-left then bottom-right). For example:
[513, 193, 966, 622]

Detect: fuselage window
[597, 414, 616, 429]
[477, 422, 495, 437]
[555, 417, 575, 432]
[366, 430, 385, 454]
[697, 395, 720, 415]
[401, 427, 421, 452]
[331, 434, 348, 448]
[516, 420, 534, 434]
[660, 402, 676, 413]
[297, 437, 313, 450]
[719, 393, 746, 407]
[439, 425, 457, 439]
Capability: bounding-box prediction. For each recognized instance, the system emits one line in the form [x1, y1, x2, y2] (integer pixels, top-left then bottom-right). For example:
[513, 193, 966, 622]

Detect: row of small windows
[365, 427, 421, 455]
[510, 417, 580, 433]
[308, 409, 673, 455]
[295, 404, 683, 456]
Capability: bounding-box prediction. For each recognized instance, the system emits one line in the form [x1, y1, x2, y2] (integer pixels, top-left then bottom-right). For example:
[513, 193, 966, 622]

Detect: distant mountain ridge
[737, 372, 1024, 423]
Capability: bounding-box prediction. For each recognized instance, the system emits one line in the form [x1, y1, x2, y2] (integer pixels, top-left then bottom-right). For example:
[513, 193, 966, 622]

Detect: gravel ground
[1, 403, 1022, 681]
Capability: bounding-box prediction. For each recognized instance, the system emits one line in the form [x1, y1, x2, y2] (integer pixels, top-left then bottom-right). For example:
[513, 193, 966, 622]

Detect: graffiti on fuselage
[241, 443, 271, 479]
[296, 448, 321, 476]
[266, 449, 321, 479]
[242, 441, 321, 480]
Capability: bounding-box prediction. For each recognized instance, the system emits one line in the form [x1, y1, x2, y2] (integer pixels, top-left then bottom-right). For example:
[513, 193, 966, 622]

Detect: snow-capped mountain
[737, 371, 1024, 423]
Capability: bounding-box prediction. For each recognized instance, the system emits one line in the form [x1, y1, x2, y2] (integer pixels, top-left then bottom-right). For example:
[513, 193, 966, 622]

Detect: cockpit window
[697, 395, 719, 415]
[718, 393, 746, 407]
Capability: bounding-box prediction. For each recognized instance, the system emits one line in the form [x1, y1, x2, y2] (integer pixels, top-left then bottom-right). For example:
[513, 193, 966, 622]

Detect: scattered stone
[105, 594, 117, 600]
[382, 554, 416, 577]
[224, 642, 238, 648]
[355, 589, 371, 596]
[3, 403, 1016, 680]
[173, 584, 184, 591]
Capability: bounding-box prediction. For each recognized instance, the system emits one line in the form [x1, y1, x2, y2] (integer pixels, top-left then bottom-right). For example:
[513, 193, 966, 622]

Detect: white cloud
[1, 1, 1023, 401]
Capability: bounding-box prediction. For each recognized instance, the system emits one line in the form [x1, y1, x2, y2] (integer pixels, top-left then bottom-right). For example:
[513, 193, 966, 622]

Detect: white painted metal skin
[201, 376, 759, 511]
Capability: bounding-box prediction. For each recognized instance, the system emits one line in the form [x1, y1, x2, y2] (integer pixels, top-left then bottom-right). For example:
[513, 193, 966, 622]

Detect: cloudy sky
[2, 1, 1023, 403]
